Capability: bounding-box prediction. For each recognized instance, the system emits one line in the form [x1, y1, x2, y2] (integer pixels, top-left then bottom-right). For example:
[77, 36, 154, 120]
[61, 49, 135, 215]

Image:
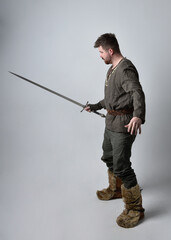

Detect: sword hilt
[81, 101, 106, 118]
[80, 101, 89, 112]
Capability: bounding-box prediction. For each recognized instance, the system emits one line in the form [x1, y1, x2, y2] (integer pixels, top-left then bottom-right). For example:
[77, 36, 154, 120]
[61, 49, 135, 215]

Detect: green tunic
[99, 58, 146, 133]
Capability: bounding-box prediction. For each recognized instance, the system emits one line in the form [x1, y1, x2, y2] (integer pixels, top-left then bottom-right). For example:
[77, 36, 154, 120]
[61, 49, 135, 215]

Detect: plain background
[1, 0, 171, 239]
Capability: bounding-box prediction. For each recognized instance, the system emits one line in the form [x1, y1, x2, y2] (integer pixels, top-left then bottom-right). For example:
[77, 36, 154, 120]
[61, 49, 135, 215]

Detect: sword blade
[9, 71, 105, 118]
[9, 71, 84, 108]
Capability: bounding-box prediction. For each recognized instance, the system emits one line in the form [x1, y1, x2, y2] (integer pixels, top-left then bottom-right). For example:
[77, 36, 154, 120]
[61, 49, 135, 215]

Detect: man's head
[94, 33, 120, 53]
[94, 33, 121, 64]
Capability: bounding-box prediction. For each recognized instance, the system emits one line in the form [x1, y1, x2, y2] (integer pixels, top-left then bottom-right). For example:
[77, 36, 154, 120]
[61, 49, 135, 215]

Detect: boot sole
[96, 191, 122, 201]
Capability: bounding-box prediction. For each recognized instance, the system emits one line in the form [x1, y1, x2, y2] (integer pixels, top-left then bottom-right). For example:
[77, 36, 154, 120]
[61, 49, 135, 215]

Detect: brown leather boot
[116, 184, 145, 228]
[96, 170, 122, 200]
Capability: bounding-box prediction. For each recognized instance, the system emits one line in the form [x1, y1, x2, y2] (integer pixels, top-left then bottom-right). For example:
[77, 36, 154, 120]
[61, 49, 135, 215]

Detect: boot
[96, 170, 122, 200]
[116, 184, 145, 228]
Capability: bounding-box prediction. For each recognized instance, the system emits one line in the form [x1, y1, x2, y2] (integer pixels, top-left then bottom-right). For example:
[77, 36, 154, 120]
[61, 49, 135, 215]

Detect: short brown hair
[94, 33, 121, 53]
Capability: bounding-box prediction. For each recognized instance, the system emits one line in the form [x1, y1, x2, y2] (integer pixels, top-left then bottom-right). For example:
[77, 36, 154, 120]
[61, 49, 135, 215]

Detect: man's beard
[102, 56, 111, 65]
[104, 59, 111, 64]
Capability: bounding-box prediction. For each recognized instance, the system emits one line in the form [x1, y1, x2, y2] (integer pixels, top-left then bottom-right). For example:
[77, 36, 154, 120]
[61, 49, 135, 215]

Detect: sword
[9, 71, 105, 118]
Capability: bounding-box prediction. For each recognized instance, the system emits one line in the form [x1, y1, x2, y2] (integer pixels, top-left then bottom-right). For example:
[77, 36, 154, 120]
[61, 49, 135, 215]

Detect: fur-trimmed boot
[96, 170, 122, 200]
[116, 184, 145, 228]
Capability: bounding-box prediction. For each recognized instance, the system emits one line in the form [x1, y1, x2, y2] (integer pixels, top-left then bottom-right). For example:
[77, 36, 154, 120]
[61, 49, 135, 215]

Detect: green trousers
[101, 128, 137, 189]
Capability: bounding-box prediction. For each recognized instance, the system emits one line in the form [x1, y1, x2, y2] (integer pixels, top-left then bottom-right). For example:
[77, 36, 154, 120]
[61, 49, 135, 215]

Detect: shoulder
[120, 58, 137, 70]
[119, 58, 139, 77]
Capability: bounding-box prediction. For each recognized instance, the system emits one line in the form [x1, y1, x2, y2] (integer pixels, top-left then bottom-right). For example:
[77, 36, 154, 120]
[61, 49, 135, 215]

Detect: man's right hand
[84, 102, 103, 112]
[84, 106, 91, 112]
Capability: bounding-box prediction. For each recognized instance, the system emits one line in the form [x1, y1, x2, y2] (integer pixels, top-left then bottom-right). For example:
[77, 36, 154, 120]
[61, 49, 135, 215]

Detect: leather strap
[107, 108, 133, 116]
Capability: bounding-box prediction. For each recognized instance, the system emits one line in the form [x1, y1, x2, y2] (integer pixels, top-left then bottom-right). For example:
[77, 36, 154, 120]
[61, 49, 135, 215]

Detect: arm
[121, 68, 146, 135]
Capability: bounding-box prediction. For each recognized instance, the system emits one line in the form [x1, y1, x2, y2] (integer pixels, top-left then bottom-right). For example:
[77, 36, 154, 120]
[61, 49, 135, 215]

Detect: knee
[101, 156, 113, 170]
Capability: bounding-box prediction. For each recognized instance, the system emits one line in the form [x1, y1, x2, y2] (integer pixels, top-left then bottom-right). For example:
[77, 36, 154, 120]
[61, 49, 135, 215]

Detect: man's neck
[111, 54, 124, 69]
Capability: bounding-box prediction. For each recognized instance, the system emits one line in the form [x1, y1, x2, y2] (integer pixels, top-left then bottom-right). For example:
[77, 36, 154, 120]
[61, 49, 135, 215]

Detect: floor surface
[1, 154, 171, 240]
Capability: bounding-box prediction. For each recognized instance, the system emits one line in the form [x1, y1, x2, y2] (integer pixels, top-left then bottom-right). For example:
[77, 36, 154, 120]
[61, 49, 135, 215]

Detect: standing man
[85, 33, 145, 228]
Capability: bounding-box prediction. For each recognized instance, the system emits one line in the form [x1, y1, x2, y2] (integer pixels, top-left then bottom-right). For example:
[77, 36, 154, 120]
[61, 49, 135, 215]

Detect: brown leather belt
[107, 108, 133, 116]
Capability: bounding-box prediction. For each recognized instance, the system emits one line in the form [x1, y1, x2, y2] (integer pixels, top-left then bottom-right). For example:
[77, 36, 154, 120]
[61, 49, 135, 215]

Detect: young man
[85, 33, 146, 228]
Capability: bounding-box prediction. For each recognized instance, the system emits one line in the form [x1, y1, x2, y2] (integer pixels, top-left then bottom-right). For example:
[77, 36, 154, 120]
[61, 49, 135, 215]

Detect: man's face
[98, 46, 112, 64]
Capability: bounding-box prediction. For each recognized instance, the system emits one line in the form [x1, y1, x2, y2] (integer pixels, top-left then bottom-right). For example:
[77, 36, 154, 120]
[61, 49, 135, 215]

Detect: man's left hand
[125, 117, 142, 135]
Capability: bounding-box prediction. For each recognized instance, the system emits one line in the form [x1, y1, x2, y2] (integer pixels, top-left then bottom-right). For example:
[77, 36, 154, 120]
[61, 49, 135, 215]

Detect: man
[85, 33, 146, 228]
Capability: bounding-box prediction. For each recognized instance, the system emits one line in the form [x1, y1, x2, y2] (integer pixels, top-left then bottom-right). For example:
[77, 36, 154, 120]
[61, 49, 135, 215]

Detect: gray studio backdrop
[1, 0, 171, 240]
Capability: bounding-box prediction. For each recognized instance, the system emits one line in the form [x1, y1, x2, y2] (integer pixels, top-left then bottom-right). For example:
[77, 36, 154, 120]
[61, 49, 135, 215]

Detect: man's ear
[108, 48, 114, 56]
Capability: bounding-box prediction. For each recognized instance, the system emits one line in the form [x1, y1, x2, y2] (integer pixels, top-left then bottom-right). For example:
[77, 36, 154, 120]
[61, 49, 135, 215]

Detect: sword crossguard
[80, 101, 89, 112]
